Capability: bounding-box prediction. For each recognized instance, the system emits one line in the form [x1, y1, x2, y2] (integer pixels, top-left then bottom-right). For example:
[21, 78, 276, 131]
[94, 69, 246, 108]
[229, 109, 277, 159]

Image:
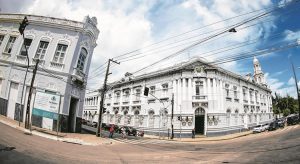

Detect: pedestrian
[109, 124, 115, 138]
[192, 128, 195, 139]
[121, 127, 126, 139]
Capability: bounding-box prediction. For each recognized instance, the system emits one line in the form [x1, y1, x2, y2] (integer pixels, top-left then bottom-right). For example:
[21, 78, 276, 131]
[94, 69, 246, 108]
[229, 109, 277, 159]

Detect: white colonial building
[83, 58, 273, 137]
[0, 14, 99, 132]
[90, 57, 273, 137]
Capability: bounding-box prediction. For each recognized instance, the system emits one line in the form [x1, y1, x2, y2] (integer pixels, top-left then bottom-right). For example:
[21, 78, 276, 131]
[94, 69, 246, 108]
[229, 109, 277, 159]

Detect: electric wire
[112, 0, 297, 60]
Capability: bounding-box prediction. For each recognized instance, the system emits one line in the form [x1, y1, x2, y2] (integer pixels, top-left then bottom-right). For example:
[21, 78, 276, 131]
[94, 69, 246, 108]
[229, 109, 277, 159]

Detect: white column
[173, 80, 177, 111]
[220, 80, 224, 113]
[130, 88, 133, 104]
[213, 78, 216, 101]
[178, 79, 182, 109]
[182, 78, 186, 101]
[188, 78, 192, 101]
[207, 78, 211, 100]
[203, 78, 207, 95]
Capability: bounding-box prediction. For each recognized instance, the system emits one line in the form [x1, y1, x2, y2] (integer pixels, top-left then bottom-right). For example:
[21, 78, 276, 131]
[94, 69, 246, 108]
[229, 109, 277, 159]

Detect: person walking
[121, 127, 126, 139]
[192, 128, 195, 139]
[109, 124, 115, 138]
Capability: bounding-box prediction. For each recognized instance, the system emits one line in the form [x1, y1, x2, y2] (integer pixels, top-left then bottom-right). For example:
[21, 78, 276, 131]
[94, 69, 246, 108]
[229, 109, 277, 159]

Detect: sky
[0, 0, 299, 98]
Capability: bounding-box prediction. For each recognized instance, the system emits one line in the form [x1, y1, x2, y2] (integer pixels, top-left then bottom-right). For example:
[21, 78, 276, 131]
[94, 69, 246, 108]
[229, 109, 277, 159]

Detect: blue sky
[0, 0, 299, 97]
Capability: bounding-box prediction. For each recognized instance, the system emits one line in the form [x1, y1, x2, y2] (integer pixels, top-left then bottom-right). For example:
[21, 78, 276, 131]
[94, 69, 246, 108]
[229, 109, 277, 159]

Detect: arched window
[235, 109, 239, 125]
[148, 110, 155, 128]
[226, 109, 231, 126]
[195, 108, 205, 116]
[77, 48, 88, 71]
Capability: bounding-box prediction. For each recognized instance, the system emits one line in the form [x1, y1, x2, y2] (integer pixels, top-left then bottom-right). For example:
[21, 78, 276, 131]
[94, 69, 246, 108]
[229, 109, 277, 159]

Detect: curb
[0, 119, 100, 146]
[142, 132, 252, 143]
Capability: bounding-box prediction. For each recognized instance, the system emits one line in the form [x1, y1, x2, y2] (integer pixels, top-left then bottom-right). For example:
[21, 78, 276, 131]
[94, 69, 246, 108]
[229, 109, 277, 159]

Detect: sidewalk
[143, 131, 252, 142]
[0, 115, 112, 146]
[0, 115, 252, 145]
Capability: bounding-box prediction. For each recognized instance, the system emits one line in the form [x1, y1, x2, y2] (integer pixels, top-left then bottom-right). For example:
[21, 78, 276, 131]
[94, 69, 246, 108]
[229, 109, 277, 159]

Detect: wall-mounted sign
[32, 91, 60, 120]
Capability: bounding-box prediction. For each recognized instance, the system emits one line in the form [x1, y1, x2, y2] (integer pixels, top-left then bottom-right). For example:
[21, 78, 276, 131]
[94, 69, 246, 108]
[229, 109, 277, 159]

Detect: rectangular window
[34, 41, 49, 60]
[150, 86, 155, 95]
[0, 35, 4, 46]
[162, 84, 168, 97]
[135, 88, 141, 100]
[233, 86, 238, 99]
[19, 38, 32, 56]
[4, 36, 16, 54]
[77, 48, 88, 71]
[195, 81, 203, 95]
[53, 44, 67, 63]
[243, 88, 247, 100]
[225, 84, 230, 97]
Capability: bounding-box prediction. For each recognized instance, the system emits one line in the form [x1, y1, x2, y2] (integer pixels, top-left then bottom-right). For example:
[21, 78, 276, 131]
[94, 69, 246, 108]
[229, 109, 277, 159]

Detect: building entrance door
[195, 107, 205, 134]
[68, 97, 78, 132]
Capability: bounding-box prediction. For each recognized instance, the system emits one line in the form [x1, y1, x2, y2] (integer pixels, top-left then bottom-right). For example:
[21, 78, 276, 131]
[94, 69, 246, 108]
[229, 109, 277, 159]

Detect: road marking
[112, 138, 173, 145]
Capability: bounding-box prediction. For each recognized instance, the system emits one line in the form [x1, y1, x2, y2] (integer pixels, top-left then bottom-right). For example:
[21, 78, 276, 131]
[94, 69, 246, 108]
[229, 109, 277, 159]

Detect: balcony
[243, 100, 248, 103]
[15, 55, 27, 64]
[50, 61, 64, 70]
[1, 52, 11, 60]
[226, 97, 232, 102]
[234, 98, 239, 103]
[71, 67, 85, 83]
[192, 95, 207, 101]
[32, 58, 45, 66]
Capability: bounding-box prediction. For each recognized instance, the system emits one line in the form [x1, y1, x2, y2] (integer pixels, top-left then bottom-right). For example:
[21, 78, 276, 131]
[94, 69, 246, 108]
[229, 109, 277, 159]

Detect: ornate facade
[84, 57, 273, 137]
[0, 14, 99, 132]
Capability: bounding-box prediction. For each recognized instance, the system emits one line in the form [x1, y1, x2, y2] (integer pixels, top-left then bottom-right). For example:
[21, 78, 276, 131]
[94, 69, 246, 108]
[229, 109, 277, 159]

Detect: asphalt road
[0, 123, 300, 164]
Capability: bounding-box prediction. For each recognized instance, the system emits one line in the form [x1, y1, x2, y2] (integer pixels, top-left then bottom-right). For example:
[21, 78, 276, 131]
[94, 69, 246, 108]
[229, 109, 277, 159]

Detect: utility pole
[18, 16, 29, 126]
[96, 59, 120, 137]
[171, 93, 174, 139]
[291, 61, 300, 122]
[25, 59, 39, 129]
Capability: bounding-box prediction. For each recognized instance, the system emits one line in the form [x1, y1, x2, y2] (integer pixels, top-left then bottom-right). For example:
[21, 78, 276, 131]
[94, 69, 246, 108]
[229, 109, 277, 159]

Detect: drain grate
[0, 146, 16, 152]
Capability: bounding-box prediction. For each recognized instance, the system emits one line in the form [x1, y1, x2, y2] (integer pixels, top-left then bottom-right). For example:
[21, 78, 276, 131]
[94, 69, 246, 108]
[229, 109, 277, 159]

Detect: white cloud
[266, 73, 299, 98]
[1, 0, 282, 89]
[284, 30, 300, 42]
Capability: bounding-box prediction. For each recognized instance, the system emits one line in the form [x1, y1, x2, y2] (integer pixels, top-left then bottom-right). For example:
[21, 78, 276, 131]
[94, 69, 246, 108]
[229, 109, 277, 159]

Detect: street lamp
[18, 16, 30, 127]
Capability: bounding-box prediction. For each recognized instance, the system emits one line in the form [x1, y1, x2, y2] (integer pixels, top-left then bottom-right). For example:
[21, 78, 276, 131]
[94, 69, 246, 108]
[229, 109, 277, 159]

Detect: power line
[129, 7, 279, 76]
[117, 4, 300, 65]
[113, 0, 299, 61]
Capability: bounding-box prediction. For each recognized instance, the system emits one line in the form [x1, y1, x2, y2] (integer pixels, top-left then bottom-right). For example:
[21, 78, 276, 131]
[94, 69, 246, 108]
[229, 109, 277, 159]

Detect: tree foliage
[272, 92, 299, 115]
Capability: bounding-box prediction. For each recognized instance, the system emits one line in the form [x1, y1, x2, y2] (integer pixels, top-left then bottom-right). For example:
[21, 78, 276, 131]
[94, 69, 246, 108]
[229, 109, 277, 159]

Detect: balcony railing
[192, 95, 207, 101]
[32, 58, 45, 65]
[15, 55, 27, 64]
[50, 61, 64, 70]
[71, 67, 85, 83]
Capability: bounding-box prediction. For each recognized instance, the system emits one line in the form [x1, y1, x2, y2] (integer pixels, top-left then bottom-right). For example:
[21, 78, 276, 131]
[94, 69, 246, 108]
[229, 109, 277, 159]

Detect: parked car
[287, 114, 299, 125]
[126, 127, 137, 136]
[277, 119, 285, 128]
[262, 123, 270, 131]
[253, 124, 264, 133]
[268, 121, 278, 131]
[87, 121, 97, 128]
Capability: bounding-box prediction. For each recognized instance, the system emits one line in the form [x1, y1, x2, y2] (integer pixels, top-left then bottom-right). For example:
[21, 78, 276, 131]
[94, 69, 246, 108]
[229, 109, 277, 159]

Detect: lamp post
[18, 16, 29, 126]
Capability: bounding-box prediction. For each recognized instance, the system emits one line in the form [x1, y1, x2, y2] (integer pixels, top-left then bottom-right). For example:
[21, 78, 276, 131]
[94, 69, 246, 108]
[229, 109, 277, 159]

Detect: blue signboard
[32, 108, 59, 120]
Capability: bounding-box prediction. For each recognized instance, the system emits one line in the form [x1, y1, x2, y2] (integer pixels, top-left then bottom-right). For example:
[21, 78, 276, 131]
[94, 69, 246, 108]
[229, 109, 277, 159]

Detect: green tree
[283, 108, 290, 117]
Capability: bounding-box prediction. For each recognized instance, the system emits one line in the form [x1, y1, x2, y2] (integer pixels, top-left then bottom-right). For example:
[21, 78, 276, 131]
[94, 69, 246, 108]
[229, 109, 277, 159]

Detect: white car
[253, 124, 264, 133]
[262, 123, 270, 131]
